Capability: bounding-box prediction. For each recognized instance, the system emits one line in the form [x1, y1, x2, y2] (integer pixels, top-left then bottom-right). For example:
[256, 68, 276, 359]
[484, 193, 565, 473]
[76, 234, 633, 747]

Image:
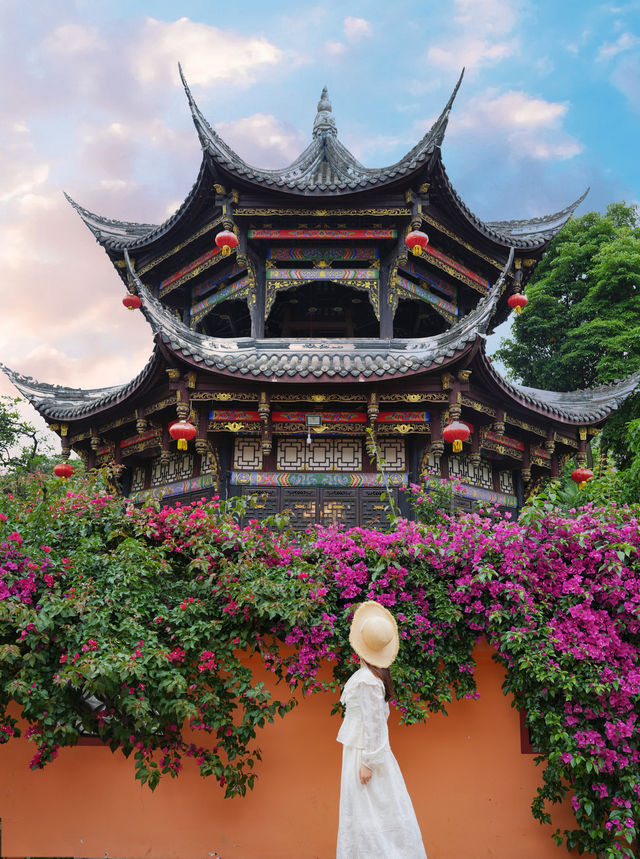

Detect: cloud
[343, 17, 372, 41]
[133, 17, 284, 88]
[325, 41, 347, 56]
[43, 23, 103, 55]
[597, 31, 639, 61]
[611, 54, 640, 110]
[448, 90, 583, 159]
[214, 114, 305, 168]
[426, 0, 519, 72]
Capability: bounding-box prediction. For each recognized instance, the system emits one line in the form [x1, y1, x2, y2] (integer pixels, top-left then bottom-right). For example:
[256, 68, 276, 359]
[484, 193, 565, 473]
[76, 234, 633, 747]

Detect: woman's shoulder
[344, 665, 384, 692]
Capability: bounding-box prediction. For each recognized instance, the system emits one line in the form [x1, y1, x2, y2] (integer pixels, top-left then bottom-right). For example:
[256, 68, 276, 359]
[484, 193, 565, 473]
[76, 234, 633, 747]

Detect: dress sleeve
[357, 679, 389, 770]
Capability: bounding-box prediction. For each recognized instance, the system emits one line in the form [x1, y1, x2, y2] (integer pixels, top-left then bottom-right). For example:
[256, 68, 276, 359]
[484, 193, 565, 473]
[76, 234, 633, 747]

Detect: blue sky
[0, 0, 638, 436]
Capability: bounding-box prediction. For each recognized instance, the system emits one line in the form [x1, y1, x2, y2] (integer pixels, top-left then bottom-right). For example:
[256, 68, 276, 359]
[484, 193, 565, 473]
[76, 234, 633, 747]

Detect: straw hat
[349, 601, 399, 668]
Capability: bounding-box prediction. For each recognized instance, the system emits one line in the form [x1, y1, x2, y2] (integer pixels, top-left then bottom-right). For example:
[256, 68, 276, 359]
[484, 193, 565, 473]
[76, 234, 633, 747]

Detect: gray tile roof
[180, 67, 461, 195]
[0, 351, 160, 420]
[3, 242, 638, 427]
[433, 162, 589, 250]
[124, 246, 512, 380]
[481, 354, 640, 423]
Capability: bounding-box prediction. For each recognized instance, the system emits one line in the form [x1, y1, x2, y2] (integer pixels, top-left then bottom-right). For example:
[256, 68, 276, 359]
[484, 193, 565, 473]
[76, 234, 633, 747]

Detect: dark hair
[363, 660, 395, 703]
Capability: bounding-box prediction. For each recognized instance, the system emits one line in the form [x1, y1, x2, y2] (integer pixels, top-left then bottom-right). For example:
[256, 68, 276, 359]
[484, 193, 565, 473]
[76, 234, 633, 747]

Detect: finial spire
[313, 86, 337, 138]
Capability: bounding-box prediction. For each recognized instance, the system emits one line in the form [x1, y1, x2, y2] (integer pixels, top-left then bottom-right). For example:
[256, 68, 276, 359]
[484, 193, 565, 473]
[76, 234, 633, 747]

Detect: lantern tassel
[222, 246, 231, 257]
[514, 306, 522, 314]
[178, 439, 187, 451]
[412, 246, 422, 256]
[579, 481, 586, 490]
[453, 440, 463, 453]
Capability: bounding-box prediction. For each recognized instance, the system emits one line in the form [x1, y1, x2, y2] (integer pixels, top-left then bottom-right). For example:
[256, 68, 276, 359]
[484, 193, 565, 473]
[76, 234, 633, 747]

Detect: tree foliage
[0, 396, 71, 487]
[496, 202, 640, 461]
[1, 471, 640, 856]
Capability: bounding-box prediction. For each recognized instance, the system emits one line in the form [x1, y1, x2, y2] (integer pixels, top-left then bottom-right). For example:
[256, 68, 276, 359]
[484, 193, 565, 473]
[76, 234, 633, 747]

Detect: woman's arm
[357, 680, 388, 782]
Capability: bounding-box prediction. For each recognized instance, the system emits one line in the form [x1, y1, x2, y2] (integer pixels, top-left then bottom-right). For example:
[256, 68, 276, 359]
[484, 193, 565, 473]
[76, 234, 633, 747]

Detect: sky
[0, 0, 639, 446]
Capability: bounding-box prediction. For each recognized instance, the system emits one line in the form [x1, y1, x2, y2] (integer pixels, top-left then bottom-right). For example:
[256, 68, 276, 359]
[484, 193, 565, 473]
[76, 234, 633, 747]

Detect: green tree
[0, 397, 73, 489]
[496, 202, 640, 462]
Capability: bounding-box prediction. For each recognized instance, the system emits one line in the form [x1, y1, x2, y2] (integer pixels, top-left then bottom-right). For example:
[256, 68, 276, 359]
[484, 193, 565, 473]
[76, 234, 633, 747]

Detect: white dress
[336, 665, 428, 858]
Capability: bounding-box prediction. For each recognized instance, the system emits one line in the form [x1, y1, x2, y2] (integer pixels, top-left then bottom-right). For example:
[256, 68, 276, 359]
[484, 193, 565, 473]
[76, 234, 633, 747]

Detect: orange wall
[0, 642, 591, 859]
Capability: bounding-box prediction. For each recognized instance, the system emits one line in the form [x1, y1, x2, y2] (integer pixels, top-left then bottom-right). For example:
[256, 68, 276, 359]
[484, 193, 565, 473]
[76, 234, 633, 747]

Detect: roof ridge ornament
[312, 86, 337, 139]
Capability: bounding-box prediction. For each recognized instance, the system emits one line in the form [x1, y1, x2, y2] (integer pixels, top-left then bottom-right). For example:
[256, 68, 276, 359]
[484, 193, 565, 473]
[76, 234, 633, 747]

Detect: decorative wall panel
[499, 470, 514, 494]
[378, 440, 406, 472]
[233, 438, 263, 471]
[131, 466, 146, 492]
[448, 454, 493, 490]
[277, 438, 362, 472]
[150, 453, 194, 487]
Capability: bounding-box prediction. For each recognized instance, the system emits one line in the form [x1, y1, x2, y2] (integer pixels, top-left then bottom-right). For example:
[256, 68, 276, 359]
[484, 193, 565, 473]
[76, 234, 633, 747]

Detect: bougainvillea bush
[0, 473, 639, 857]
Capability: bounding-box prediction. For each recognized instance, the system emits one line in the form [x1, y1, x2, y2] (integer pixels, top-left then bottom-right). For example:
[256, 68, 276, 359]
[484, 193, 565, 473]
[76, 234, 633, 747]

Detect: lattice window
[201, 447, 218, 476]
[277, 438, 307, 470]
[131, 466, 146, 492]
[281, 488, 317, 530]
[150, 453, 193, 487]
[233, 438, 263, 471]
[307, 439, 334, 471]
[321, 489, 358, 528]
[333, 439, 362, 471]
[277, 437, 363, 471]
[499, 470, 514, 493]
[378, 440, 405, 472]
[448, 454, 493, 490]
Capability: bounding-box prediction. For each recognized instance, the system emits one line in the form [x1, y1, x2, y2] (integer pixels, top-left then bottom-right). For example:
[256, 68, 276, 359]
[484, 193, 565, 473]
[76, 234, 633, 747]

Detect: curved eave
[65, 159, 212, 253]
[183, 67, 463, 196]
[0, 349, 162, 422]
[474, 349, 640, 424]
[126, 246, 512, 381]
[433, 160, 588, 251]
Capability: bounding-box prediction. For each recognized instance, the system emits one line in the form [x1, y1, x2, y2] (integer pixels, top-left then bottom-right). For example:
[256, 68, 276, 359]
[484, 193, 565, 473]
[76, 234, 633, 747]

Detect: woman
[336, 600, 428, 858]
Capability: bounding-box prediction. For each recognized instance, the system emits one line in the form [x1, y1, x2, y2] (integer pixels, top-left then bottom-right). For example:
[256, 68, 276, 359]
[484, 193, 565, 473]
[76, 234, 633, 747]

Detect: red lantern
[122, 294, 142, 311]
[53, 462, 74, 479]
[442, 420, 471, 453]
[215, 230, 238, 257]
[571, 467, 594, 490]
[169, 420, 197, 451]
[405, 230, 429, 256]
[507, 293, 528, 314]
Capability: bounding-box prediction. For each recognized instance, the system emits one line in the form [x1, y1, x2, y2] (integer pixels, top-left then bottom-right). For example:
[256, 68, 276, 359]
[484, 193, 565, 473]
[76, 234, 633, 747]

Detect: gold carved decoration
[405, 394, 424, 403]
[187, 371, 197, 389]
[60, 423, 68, 437]
[225, 422, 245, 432]
[138, 217, 224, 276]
[213, 184, 226, 195]
[457, 369, 472, 381]
[311, 394, 326, 402]
[393, 424, 413, 434]
[421, 213, 504, 271]
[313, 425, 328, 433]
[419, 183, 430, 194]
[387, 252, 408, 313]
[235, 207, 410, 217]
[166, 369, 181, 380]
[441, 373, 451, 391]
[578, 428, 588, 441]
[460, 396, 496, 417]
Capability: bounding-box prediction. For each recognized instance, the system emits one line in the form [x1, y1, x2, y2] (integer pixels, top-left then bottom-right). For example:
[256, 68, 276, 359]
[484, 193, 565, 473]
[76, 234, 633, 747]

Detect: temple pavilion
[4, 70, 639, 528]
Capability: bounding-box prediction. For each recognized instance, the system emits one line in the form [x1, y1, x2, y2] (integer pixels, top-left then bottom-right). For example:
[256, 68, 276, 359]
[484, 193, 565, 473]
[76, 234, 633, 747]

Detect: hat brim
[349, 601, 399, 668]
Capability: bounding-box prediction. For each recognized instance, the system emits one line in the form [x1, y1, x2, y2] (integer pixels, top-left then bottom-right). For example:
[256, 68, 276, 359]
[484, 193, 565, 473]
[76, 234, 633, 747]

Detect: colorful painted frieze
[395, 275, 457, 319]
[192, 264, 242, 300]
[161, 247, 222, 290]
[423, 245, 490, 290]
[404, 261, 458, 299]
[248, 229, 397, 240]
[266, 268, 379, 282]
[267, 246, 376, 261]
[231, 471, 407, 488]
